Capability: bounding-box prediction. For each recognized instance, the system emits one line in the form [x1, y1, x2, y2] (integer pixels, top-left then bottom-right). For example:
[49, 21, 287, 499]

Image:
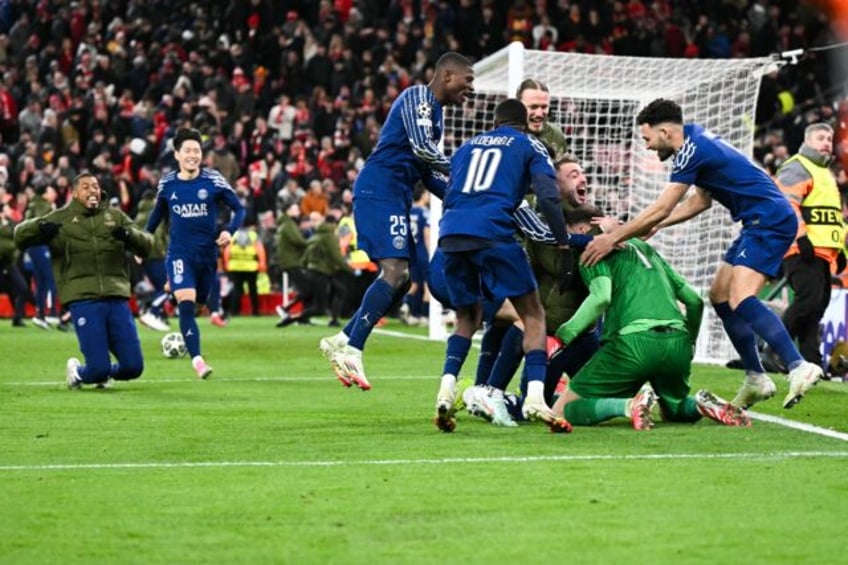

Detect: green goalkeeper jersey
[559, 238, 702, 344]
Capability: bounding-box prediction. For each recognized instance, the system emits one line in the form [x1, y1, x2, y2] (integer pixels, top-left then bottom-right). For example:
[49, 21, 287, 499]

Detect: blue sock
[149, 292, 168, 317]
[735, 296, 802, 369]
[443, 335, 472, 376]
[523, 349, 547, 383]
[343, 308, 358, 336]
[178, 301, 201, 357]
[475, 325, 508, 385]
[411, 291, 424, 317]
[714, 301, 764, 373]
[347, 279, 396, 350]
[487, 325, 524, 390]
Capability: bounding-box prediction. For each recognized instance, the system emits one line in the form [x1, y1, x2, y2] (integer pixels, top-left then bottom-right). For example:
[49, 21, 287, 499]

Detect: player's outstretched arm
[656, 186, 712, 230]
[581, 182, 690, 266]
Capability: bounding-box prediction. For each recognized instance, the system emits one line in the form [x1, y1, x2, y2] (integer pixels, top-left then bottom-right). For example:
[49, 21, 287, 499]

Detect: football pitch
[1, 317, 847, 564]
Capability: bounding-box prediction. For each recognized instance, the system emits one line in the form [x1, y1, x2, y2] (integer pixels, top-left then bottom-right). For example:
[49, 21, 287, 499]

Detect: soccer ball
[161, 332, 187, 358]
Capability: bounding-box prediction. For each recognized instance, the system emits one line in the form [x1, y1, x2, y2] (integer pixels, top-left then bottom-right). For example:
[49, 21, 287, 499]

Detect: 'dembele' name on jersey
[470, 135, 515, 147]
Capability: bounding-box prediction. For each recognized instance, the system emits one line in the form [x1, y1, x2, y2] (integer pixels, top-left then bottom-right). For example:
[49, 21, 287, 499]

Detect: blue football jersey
[670, 124, 793, 227]
[146, 168, 245, 262]
[440, 125, 556, 243]
[410, 203, 430, 261]
[354, 85, 448, 207]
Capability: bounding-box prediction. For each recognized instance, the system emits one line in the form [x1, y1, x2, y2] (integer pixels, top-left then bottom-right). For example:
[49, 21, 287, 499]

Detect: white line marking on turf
[1, 451, 847, 472]
[4, 376, 438, 386]
[748, 411, 848, 442]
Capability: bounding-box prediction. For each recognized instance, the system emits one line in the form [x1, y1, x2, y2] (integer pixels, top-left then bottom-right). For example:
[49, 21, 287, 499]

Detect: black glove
[38, 221, 61, 241]
[557, 246, 574, 294]
[796, 235, 815, 263]
[111, 225, 131, 242]
[837, 252, 847, 274]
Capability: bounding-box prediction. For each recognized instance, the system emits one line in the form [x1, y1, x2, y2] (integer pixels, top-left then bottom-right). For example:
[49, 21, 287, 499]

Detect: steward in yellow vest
[776, 122, 844, 369]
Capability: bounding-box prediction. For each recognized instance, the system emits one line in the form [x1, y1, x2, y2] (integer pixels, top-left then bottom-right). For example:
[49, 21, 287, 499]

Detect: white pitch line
[748, 411, 848, 442]
[3, 375, 437, 386]
[1, 450, 847, 472]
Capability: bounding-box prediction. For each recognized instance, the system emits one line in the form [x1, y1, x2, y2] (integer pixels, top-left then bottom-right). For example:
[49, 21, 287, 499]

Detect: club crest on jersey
[392, 235, 406, 250]
[173, 274, 183, 284]
[197, 188, 209, 200]
[77, 317, 86, 326]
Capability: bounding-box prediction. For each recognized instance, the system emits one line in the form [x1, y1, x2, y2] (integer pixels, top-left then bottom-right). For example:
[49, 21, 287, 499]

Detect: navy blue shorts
[724, 220, 797, 278]
[166, 255, 216, 304]
[427, 248, 502, 324]
[353, 199, 412, 262]
[443, 242, 537, 309]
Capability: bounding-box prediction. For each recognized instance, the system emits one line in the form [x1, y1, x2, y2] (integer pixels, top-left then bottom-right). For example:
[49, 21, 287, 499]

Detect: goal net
[432, 42, 777, 365]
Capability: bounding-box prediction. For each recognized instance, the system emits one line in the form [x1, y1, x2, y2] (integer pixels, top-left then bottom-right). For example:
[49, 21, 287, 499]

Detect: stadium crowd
[0, 0, 846, 321]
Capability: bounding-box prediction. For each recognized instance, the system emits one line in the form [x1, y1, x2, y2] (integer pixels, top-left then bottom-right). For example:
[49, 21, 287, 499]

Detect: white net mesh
[437, 44, 777, 364]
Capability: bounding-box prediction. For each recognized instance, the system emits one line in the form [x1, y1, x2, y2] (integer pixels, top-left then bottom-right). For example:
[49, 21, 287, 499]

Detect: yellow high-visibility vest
[228, 230, 260, 271]
[789, 154, 844, 249]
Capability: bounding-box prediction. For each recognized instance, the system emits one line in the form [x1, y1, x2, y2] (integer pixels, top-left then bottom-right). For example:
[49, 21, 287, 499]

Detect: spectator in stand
[300, 179, 329, 217]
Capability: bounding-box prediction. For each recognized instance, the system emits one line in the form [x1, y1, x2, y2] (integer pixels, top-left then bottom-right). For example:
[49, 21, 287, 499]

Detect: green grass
[2, 316, 847, 564]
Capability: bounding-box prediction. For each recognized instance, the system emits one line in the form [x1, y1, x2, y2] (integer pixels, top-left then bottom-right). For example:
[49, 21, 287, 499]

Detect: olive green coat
[276, 214, 308, 270]
[14, 199, 153, 305]
[302, 223, 352, 277]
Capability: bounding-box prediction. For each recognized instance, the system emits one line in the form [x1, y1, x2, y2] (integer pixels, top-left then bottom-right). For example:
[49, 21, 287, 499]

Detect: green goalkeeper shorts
[568, 327, 693, 412]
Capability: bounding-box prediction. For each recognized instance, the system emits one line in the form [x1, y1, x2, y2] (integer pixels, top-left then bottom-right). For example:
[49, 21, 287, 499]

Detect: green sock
[564, 398, 628, 426]
[679, 396, 703, 422]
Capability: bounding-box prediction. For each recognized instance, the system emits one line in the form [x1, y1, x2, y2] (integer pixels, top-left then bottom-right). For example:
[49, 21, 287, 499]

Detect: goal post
[430, 42, 778, 365]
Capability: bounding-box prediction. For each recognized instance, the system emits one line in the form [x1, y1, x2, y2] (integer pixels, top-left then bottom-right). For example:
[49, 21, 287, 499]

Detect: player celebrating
[319, 52, 475, 391]
[553, 206, 749, 429]
[582, 98, 823, 409]
[145, 128, 245, 379]
[434, 98, 573, 432]
[15, 173, 154, 388]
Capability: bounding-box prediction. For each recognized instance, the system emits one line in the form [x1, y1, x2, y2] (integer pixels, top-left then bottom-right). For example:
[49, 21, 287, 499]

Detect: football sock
[564, 398, 627, 425]
[734, 296, 803, 368]
[443, 334, 471, 377]
[714, 301, 764, 374]
[678, 397, 703, 422]
[149, 292, 168, 317]
[178, 301, 201, 357]
[475, 324, 508, 386]
[342, 307, 358, 336]
[522, 349, 547, 387]
[347, 279, 395, 350]
[487, 325, 524, 390]
[411, 289, 424, 318]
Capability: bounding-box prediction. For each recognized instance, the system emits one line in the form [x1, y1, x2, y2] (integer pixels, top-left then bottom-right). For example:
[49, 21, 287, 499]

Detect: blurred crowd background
[0, 0, 846, 313]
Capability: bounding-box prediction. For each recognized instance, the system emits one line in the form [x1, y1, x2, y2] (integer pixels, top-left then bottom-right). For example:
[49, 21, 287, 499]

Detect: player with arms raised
[583, 98, 823, 409]
[146, 128, 245, 379]
[320, 52, 475, 391]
